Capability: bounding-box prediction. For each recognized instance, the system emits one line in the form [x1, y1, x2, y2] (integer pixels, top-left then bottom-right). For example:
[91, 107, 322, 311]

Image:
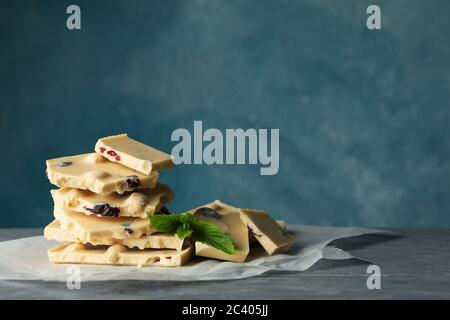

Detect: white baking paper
[0, 225, 390, 281]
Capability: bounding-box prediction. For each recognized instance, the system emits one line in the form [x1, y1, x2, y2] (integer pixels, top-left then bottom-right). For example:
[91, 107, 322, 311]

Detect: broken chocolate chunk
[195, 207, 221, 220]
[125, 175, 141, 188]
[84, 203, 120, 217]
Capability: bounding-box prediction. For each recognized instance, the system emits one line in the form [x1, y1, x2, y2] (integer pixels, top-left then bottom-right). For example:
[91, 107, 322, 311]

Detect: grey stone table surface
[0, 228, 449, 300]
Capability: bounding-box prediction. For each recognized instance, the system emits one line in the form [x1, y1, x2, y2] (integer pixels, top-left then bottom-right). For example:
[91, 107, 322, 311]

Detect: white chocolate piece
[193, 200, 249, 263]
[249, 220, 286, 243]
[240, 209, 295, 255]
[44, 220, 185, 250]
[46, 153, 158, 194]
[51, 183, 174, 218]
[48, 242, 194, 267]
[53, 206, 155, 244]
[276, 220, 287, 231]
[95, 134, 174, 175]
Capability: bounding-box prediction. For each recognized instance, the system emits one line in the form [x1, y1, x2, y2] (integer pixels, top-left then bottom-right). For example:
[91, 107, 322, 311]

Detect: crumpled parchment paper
[0, 225, 389, 281]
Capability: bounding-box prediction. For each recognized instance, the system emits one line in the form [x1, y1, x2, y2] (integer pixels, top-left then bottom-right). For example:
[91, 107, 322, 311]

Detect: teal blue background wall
[1, 0, 449, 228]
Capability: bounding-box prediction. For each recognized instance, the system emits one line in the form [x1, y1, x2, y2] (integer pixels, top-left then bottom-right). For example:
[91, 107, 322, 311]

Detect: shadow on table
[306, 232, 403, 272]
[329, 232, 402, 252]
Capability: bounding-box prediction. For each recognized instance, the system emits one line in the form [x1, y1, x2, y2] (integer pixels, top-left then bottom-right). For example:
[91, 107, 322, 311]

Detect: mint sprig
[148, 211, 235, 255]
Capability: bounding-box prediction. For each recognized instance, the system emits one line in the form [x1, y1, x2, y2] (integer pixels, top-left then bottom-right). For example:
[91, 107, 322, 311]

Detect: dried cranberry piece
[115, 155, 121, 161]
[107, 150, 117, 157]
[99, 147, 106, 153]
[56, 161, 73, 167]
[84, 203, 120, 217]
[154, 257, 160, 263]
[125, 175, 141, 188]
[165, 256, 172, 259]
[195, 207, 221, 220]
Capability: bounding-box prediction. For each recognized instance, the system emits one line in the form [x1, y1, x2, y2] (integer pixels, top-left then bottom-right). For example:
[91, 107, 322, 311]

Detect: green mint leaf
[176, 223, 193, 240]
[191, 220, 235, 255]
[147, 212, 182, 233]
[147, 211, 235, 255]
[179, 211, 195, 224]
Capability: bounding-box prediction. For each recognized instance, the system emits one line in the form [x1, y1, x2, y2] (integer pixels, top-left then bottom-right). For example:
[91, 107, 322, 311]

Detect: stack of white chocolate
[44, 134, 195, 267]
[44, 134, 295, 267]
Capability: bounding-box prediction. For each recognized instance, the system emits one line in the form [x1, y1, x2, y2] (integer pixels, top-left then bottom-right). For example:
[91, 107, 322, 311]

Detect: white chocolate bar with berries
[45, 220, 186, 250]
[193, 200, 250, 263]
[95, 134, 174, 175]
[48, 242, 194, 267]
[51, 183, 174, 219]
[53, 206, 155, 244]
[46, 153, 158, 195]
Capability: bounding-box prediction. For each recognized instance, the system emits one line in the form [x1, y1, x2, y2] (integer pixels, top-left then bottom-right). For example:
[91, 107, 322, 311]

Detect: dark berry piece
[56, 161, 73, 167]
[195, 207, 221, 220]
[154, 257, 160, 263]
[248, 224, 261, 237]
[99, 147, 106, 153]
[159, 207, 171, 215]
[165, 256, 172, 259]
[84, 203, 120, 217]
[115, 155, 121, 161]
[125, 175, 141, 188]
[124, 227, 133, 235]
[184, 237, 192, 247]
